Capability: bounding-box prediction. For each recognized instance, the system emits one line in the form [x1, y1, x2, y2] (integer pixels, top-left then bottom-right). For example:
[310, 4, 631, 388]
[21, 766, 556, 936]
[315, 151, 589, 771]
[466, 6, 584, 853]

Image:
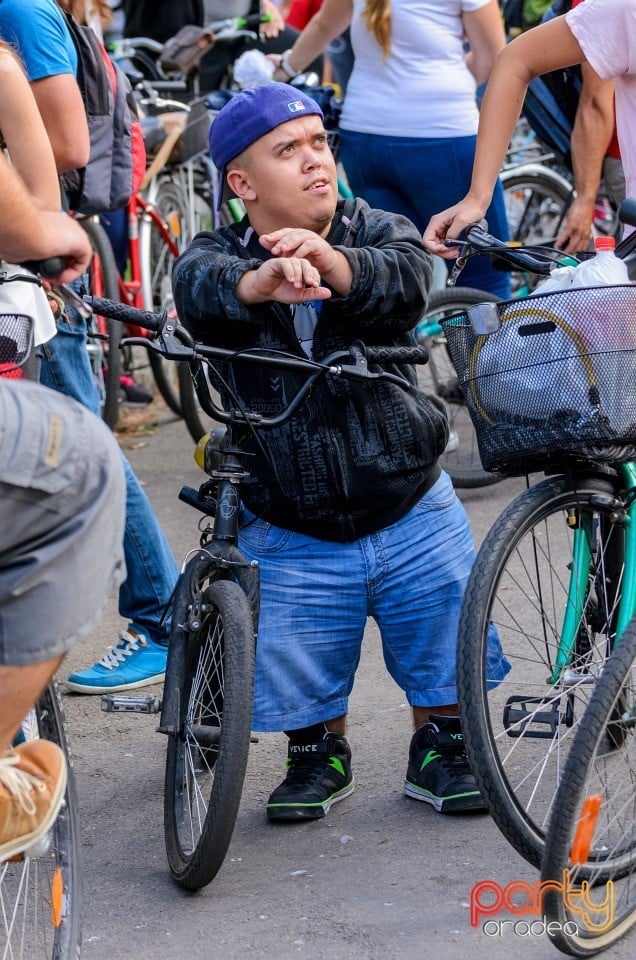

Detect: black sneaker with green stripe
[267, 731, 354, 821]
[404, 716, 486, 814]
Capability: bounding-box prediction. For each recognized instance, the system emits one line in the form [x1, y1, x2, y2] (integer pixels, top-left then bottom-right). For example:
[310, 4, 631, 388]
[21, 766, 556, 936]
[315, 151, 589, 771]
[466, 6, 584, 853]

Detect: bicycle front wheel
[0, 681, 82, 960]
[459, 473, 627, 869]
[164, 578, 255, 891]
[416, 288, 502, 488]
[541, 620, 636, 956]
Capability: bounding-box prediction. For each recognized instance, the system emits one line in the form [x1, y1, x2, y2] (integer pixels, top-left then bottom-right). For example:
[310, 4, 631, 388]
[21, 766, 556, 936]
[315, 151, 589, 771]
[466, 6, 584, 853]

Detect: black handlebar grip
[22, 257, 67, 279]
[366, 345, 429, 365]
[88, 296, 162, 331]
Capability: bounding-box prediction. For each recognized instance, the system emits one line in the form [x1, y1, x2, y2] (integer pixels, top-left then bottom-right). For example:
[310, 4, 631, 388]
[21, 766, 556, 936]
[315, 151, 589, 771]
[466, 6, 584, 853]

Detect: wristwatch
[280, 49, 301, 80]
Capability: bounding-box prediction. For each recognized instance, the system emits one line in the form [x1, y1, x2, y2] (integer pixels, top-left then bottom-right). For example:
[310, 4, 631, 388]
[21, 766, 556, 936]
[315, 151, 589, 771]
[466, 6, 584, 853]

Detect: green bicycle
[440, 209, 636, 869]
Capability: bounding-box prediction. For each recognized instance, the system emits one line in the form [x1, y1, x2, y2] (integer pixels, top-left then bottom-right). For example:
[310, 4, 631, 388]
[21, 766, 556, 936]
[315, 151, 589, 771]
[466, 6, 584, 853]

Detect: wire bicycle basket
[0, 313, 35, 379]
[441, 284, 636, 474]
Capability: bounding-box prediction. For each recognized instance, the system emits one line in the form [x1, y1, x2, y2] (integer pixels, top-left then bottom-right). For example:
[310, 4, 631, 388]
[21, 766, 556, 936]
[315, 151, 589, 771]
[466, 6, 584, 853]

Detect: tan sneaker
[0, 741, 67, 861]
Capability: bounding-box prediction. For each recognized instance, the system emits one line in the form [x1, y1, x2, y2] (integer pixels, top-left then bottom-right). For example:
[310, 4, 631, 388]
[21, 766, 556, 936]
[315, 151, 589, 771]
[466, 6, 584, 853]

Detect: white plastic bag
[532, 265, 577, 294]
[232, 50, 275, 89]
[0, 263, 55, 346]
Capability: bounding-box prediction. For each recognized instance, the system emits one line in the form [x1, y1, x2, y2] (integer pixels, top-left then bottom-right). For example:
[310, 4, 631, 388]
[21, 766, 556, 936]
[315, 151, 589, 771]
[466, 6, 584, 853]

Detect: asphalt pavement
[60, 400, 633, 960]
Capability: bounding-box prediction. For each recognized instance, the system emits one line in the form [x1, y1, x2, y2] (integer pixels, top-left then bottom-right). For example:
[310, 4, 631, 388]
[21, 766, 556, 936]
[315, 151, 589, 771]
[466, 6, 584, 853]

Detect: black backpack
[58, 11, 146, 214]
[519, 0, 581, 170]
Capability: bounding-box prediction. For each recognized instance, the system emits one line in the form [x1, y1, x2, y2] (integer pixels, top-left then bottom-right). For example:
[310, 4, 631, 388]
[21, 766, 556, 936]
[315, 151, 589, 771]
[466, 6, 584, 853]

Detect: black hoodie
[173, 198, 447, 542]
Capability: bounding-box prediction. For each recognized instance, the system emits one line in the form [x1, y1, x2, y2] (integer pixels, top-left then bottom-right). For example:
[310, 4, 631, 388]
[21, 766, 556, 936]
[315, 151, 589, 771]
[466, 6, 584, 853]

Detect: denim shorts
[239, 472, 508, 731]
[0, 380, 126, 665]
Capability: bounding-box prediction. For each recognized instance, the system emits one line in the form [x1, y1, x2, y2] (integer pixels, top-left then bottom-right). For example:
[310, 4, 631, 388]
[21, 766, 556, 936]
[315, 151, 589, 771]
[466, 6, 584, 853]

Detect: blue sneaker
[66, 626, 167, 694]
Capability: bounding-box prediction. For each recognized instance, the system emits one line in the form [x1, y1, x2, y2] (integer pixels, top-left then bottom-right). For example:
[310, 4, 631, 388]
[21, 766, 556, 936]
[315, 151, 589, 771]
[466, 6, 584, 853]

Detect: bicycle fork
[554, 463, 636, 684]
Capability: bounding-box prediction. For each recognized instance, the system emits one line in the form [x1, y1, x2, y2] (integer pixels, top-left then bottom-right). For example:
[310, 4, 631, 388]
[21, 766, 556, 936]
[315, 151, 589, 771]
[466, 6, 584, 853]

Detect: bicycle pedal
[503, 694, 573, 739]
[101, 694, 162, 714]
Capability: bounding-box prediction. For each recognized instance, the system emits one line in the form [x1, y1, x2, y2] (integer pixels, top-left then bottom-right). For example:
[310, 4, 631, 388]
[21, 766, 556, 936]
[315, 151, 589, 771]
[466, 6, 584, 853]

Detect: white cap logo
[287, 100, 306, 113]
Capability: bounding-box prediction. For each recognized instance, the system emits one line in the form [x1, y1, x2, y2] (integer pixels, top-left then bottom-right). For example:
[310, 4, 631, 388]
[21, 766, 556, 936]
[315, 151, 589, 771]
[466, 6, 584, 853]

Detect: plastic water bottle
[570, 236, 629, 288]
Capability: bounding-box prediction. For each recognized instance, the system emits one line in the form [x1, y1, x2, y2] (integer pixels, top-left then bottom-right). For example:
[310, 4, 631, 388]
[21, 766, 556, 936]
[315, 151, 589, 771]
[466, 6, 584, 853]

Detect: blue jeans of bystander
[39, 307, 178, 643]
[338, 130, 511, 298]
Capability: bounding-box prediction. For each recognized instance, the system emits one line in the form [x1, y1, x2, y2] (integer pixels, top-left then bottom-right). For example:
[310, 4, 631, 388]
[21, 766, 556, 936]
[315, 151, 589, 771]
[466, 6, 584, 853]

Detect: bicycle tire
[458, 473, 626, 869]
[81, 219, 122, 429]
[415, 288, 503, 488]
[0, 681, 82, 960]
[500, 164, 574, 294]
[164, 577, 255, 891]
[140, 177, 192, 415]
[541, 622, 636, 956]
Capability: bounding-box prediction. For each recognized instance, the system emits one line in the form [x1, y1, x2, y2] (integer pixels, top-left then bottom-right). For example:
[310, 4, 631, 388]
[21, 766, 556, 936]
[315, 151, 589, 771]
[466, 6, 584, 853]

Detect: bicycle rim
[541, 622, 636, 956]
[164, 578, 255, 891]
[415, 288, 502, 487]
[0, 682, 82, 960]
[459, 474, 626, 868]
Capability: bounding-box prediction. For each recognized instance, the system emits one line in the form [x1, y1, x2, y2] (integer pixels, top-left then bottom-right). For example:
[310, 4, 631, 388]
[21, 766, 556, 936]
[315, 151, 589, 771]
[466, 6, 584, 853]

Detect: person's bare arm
[423, 15, 587, 254]
[0, 52, 61, 209]
[0, 151, 90, 279]
[30, 73, 90, 174]
[260, 0, 285, 39]
[555, 64, 615, 253]
[272, 0, 352, 77]
[462, 0, 506, 87]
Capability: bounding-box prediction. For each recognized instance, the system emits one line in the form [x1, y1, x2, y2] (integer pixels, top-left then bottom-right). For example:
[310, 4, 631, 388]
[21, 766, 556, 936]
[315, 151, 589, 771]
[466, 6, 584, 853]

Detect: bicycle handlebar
[445, 199, 636, 285]
[82, 294, 429, 429]
[445, 221, 569, 284]
[22, 257, 67, 280]
[89, 295, 164, 331]
[110, 14, 274, 63]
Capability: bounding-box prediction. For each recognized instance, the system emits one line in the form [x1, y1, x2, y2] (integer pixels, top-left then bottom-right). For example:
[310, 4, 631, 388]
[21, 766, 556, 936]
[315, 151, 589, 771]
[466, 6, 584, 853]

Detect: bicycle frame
[117, 190, 180, 325]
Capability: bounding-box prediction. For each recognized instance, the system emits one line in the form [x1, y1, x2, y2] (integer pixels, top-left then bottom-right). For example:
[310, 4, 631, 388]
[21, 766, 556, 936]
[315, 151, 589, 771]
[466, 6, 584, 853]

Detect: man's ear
[226, 168, 257, 201]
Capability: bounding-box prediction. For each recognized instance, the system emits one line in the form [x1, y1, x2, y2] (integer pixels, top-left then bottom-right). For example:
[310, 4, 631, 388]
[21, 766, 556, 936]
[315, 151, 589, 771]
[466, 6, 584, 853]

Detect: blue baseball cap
[209, 83, 324, 207]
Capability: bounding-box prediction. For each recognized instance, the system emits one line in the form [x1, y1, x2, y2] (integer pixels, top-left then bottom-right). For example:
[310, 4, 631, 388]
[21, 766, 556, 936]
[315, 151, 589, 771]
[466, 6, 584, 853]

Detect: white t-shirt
[340, 0, 491, 138]
[566, 0, 636, 205]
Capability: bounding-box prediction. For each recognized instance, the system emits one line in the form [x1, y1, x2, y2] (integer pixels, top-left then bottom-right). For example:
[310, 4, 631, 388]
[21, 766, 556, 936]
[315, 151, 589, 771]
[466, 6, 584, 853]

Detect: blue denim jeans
[239, 472, 508, 732]
[39, 306, 178, 643]
[338, 130, 511, 298]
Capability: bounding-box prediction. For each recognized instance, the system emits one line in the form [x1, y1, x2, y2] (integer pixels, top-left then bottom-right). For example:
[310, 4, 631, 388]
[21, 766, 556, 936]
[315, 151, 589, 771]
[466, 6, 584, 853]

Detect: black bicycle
[79, 293, 429, 891]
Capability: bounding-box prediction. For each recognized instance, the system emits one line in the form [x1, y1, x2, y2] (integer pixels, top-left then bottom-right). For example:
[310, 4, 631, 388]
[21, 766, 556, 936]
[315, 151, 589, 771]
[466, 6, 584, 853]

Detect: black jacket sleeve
[322, 203, 433, 337]
[172, 201, 433, 344]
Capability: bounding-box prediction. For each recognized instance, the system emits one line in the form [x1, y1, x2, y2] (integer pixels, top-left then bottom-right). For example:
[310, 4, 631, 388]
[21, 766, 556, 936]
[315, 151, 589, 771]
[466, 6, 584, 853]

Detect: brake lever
[122, 320, 196, 361]
[332, 342, 412, 391]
